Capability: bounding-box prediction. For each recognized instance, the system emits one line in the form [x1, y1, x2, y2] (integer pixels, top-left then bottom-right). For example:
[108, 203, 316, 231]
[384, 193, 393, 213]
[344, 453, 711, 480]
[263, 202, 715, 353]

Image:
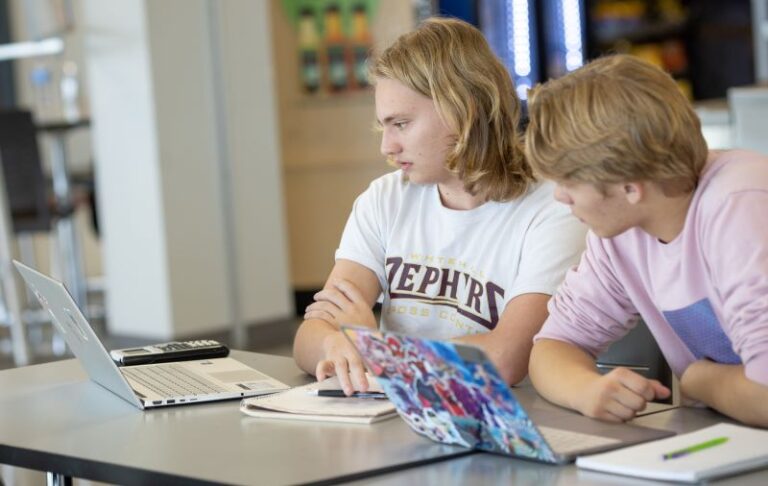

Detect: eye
[394, 121, 408, 130]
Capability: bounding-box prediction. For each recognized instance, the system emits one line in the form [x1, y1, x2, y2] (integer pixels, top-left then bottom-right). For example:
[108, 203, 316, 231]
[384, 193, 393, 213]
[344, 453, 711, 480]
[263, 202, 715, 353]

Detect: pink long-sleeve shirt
[536, 150, 768, 386]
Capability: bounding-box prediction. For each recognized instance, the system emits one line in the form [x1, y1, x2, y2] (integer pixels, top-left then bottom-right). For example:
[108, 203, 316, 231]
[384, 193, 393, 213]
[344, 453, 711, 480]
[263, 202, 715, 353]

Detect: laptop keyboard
[537, 426, 621, 455]
[122, 364, 227, 398]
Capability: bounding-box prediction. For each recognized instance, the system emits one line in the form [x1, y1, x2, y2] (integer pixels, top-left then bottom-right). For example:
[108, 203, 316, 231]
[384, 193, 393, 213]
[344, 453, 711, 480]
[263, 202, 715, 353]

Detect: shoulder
[362, 170, 429, 201]
[362, 170, 402, 198]
[511, 181, 562, 211]
[487, 181, 586, 248]
[352, 170, 434, 225]
[698, 150, 768, 199]
[353, 170, 404, 211]
[515, 181, 579, 227]
[521, 180, 557, 204]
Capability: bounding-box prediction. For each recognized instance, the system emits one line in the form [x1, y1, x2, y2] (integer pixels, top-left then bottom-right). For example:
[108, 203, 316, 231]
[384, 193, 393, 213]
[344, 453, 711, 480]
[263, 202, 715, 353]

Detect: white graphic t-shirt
[335, 171, 587, 339]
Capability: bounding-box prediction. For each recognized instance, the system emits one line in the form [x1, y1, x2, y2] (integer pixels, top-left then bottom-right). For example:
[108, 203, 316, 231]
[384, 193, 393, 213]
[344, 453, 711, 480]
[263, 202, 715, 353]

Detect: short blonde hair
[525, 55, 708, 194]
[370, 17, 534, 201]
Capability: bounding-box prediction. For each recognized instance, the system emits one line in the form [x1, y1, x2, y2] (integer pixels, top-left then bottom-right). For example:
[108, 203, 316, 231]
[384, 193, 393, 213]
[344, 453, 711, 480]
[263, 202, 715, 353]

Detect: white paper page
[577, 423, 768, 482]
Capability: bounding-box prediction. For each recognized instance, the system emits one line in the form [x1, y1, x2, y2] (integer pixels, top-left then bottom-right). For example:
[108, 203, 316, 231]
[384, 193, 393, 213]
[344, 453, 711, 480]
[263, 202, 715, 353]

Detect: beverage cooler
[478, 0, 589, 101]
[479, 0, 547, 101]
[475, 0, 755, 101]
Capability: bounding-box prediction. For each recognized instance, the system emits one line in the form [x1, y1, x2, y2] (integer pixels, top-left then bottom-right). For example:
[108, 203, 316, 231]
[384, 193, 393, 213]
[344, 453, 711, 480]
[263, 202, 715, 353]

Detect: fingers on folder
[316, 357, 369, 395]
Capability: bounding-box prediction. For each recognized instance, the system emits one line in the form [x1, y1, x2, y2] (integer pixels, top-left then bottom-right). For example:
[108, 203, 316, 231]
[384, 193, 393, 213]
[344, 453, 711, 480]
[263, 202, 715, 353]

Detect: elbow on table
[291, 344, 313, 376]
[527, 340, 562, 392]
[291, 322, 317, 375]
[498, 362, 529, 387]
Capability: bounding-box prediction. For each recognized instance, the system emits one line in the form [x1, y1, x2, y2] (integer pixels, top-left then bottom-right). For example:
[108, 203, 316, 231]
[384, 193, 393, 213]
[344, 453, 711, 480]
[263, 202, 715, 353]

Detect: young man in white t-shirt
[292, 18, 586, 394]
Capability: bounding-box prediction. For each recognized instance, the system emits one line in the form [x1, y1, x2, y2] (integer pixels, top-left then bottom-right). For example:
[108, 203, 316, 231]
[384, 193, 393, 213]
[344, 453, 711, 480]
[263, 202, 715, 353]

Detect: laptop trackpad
[529, 407, 672, 442]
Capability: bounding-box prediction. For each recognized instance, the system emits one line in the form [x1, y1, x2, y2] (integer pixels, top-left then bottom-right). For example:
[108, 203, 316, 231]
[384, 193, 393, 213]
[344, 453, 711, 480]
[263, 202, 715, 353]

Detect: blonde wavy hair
[370, 17, 534, 201]
[525, 54, 708, 195]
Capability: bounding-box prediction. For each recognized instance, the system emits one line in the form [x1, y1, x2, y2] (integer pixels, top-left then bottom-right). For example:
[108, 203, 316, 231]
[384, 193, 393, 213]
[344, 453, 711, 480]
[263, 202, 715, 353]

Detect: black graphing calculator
[110, 340, 230, 366]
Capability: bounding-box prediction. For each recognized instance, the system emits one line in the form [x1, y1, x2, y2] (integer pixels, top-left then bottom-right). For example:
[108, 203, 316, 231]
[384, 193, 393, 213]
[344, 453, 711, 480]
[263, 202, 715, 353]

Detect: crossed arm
[292, 259, 381, 395]
[292, 259, 551, 394]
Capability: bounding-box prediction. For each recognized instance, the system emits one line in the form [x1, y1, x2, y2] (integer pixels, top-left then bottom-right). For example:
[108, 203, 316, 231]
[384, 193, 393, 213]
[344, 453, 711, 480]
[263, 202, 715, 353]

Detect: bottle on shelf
[323, 4, 349, 92]
[298, 7, 321, 94]
[350, 4, 372, 89]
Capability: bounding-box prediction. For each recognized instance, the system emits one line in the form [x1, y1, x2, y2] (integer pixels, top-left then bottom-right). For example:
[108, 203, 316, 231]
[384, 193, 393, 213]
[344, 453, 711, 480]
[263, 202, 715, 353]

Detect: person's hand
[315, 331, 369, 395]
[304, 279, 377, 329]
[575, 367, 671, 422]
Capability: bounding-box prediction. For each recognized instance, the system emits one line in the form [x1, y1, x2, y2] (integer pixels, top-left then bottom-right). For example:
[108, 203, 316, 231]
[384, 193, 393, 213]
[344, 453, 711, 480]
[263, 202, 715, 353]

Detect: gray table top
[345, 401, 768, 486]
[0, 351, 469, 485]
[3, 351, 765, 486]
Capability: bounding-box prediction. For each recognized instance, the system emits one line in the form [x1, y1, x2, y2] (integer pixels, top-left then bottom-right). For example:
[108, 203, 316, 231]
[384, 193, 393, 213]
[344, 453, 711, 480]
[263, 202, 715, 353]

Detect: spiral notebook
[240, 375, 398, 424]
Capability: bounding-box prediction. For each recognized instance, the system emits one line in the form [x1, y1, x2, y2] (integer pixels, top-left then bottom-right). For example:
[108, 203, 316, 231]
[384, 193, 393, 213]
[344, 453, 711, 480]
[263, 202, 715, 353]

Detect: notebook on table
[14, 261, 289, 410]
[576, 423, 768, 482]
[342, 326, 675, 464]
[240, 375, 398, 424]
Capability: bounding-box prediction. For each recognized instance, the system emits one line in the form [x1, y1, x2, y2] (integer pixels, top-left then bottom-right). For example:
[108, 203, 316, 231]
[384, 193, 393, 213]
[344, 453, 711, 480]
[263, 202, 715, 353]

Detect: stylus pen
[661, 436, 729, 460]
[309, 389, 388, 399]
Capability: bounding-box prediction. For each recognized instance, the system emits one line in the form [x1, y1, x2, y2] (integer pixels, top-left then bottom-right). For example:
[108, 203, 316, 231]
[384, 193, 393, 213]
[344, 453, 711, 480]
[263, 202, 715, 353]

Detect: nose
[380, 129, 401, 158]
[553, 184, 572, 205]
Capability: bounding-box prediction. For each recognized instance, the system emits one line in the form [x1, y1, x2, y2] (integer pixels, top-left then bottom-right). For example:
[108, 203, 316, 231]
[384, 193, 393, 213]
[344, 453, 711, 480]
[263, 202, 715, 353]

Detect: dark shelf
[592, 18, 687, 45]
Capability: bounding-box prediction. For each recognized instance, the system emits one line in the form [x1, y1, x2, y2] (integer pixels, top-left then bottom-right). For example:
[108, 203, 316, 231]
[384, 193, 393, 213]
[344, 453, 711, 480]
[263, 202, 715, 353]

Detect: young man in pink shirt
[525, 54, 768, 428]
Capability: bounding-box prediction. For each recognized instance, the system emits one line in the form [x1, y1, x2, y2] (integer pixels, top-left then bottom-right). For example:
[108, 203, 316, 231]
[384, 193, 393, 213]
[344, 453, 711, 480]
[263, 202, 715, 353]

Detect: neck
[641, 191, 695, 243]
[437, 179, 485, 210]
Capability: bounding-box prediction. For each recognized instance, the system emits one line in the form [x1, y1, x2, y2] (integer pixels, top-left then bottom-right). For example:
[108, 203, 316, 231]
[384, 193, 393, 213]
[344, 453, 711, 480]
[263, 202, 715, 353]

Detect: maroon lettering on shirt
[385, 256, 505, 330]
[397, 263, 421, 292]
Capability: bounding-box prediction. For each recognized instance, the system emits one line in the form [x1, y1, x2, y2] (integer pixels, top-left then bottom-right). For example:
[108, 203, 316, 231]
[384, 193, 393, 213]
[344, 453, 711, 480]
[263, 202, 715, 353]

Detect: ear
[622, 182, 644, 205]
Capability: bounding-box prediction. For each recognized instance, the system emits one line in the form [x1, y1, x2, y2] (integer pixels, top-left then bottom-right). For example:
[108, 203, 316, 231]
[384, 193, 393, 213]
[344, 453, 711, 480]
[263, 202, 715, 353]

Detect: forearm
[457, 293, 550, 386]
[457, 333, 529, 385]
[529, 338, 602, 411]
[292, 319, 340, 375]
[681, 361, 768, 427]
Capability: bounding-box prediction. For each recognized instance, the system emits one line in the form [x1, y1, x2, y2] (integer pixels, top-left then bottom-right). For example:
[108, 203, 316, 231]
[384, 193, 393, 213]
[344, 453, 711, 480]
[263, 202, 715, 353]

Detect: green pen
[662, 436, 729, 460]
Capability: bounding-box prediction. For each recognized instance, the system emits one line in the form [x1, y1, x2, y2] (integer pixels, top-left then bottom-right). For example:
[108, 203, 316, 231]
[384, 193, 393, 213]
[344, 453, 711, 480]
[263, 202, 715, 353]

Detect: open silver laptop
[14, 261, 289, 409]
